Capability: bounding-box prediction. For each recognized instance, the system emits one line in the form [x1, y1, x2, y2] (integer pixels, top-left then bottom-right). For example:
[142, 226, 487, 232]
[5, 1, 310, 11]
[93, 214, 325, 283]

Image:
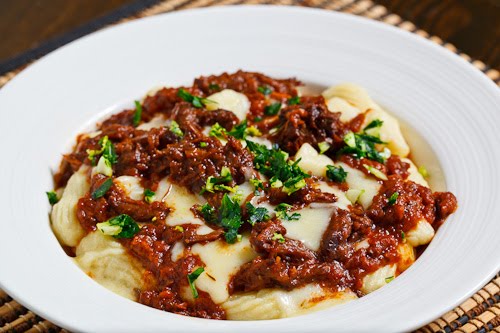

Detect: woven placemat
[0, 0, 498, 332]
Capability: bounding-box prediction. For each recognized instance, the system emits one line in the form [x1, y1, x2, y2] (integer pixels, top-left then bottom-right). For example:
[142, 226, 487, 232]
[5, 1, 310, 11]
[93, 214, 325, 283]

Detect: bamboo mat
[0, 0, 499, 332]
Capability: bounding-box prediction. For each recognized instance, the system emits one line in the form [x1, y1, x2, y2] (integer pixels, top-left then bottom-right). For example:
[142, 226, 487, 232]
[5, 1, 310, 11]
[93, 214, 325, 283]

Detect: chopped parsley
[170, 120, 184, 137]
[208, 83, 220, 91]
[339, 131, 386, 163]
[250, 178, 265, 194]
[174, 225, 184, 232]
[177, 88, 213, 108]
[46, 191, 59, 205]
[275, 203, 301, 221]
[227, 121, 248, 140]
[245, 202, 270, 225]
[246, 126, 262, 137]
[86, 136, 118, 166]
[246, 140, 310, 195]
[385, 276, 395, 283]
[264, 102, 282, 116]
[401, 231, 406, 242]
[199, 142, 208, 148]
[201, 167, 233, 194]
[199, 194, 243, 244]
[209, 123, 226, 138]
[91, 178, 113, 199]
[219, 194, 243, 243]
[257, 86, 272, 96]
[187, 267, 205, 299]
[364, 119, 384, 131]
[96, 214, 140, 238]
[388, 192, 399, 205]
[200, 203, 217, 224]
[288, 96, 300, 105]
[144, 189, 155, 204]
[346, 189, 365, 204]
[326, 165, 348, 183]
[318, 141, 331, 154]
[133, 101, 142, 127]
[272, 232, 286, 243]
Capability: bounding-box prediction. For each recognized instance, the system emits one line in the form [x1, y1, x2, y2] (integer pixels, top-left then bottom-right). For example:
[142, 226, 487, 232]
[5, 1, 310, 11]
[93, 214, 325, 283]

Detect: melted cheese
[137, 115, 168, 130]
[161, 181, 206, 227]
[206, 89, 250, 121]
[223, 284, 357, 320]
[114, 176, 144, 201]
[191, 237, 257, 304]
[294, 143, 334, 177]
[338, 162, 381, 210]
[170, 242, 185, 262]
[283, 203, 335, 251]
[317, 181, 351, 210]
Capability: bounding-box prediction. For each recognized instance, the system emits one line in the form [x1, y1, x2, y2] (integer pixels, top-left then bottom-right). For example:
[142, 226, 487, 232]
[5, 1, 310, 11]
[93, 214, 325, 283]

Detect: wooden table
[0, 0, 498, 71]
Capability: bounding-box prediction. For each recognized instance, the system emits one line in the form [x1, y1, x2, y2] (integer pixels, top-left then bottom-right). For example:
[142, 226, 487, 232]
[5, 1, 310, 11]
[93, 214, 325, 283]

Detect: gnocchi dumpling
[206, 89, 250, 121]
[361, 264, 397, 294]
[223, 284, 358, 320]
[406, 219, 435, 247]
[75, 231, 145, 300]
[322, 83, 410, 157]
[51, 166, 89, 247]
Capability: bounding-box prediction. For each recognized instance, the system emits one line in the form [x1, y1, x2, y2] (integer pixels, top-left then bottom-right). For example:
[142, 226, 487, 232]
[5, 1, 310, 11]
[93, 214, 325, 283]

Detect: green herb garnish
[275, 203, 301, 221]
[364, 119, 384, 131]
[272, 232, 286, 243]
[201, 167, 233, 194]
[198, 194, 243, 244]
[318, 141, 331, 154]
[257, 86, 272, 96]
[200, 203, 217, 224]
[418, 165, 429, 178]
[388, 192, 399, 205]
[133, 101, 142, 127]
[288, 96, 300, 105]
[144, 189, 155, 204]
[170, 120, 184, 137]
[264, 102, 282, 116]
[187, 267, 205, 299]
[199, 142, 208, 148]
[209, 123, 226, 138]
[246, 140, 310, 195]
[385, 276, 395, 283]
[401, 231, 406, 242]
[96, 214, 140, 238]
[326, 165, 348, 183]
[339, 130, 386, 163]
[174, 225, 184, 232]
[208, 83, 220, 91]
[246, 202, 270, 225]
[177, 88, 213, 108]
[363, 164, 388, 180]
[46, 191, 59, 205]
[250, 178, 265, 194]
[86, 136, 118, 166]
[227, 120, 248, 140]
[91, 178, 113, 199]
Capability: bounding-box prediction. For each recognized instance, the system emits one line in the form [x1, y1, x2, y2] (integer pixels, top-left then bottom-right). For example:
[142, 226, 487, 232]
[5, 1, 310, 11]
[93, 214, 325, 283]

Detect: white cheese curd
[75, 231, 144, 300]
[206, 89, 250, 121]
[282, 203, 335, 251]
[223, 284, 358, 320]
[406, 219, 435, 247]
[137, 115, 169, 130]
[51, 166, 90, 247]
[294, 143, 335, 177]
[190, 237, 257, 304]
[114, 176, 144, 201]
[361, 264, 397, 294]
[325, 96, 363, 122]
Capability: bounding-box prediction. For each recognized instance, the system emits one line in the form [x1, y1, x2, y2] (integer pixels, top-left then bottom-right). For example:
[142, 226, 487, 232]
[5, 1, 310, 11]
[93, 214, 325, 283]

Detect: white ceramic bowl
[0, 6, 499, 333]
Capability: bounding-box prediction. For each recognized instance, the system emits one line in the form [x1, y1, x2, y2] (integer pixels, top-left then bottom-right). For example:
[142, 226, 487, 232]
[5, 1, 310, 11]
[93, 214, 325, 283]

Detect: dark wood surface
[0, 0, 499, 70]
